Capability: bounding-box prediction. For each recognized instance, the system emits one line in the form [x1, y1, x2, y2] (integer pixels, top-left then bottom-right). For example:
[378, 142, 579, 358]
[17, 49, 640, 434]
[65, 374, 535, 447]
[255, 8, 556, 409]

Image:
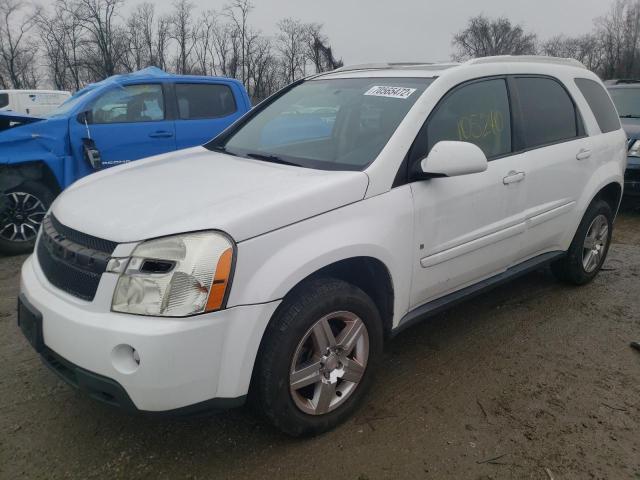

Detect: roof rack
[331, 62, 458, 73]
[465, 55, 586, 69]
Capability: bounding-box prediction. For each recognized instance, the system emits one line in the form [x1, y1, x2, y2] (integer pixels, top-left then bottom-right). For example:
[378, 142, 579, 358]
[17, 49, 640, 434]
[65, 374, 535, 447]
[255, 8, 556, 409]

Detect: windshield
[212, 77, 433, 170]
[45, 87, 95, 118]
[609, 87, 640, 118]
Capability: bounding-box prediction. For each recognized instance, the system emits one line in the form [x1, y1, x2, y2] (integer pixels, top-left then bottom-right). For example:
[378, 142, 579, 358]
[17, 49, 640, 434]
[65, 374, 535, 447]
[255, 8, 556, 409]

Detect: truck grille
[37, 216, 116, 301]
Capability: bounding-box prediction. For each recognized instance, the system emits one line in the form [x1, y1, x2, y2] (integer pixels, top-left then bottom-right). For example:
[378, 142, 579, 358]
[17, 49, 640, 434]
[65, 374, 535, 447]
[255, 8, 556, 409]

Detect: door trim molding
[420, 222, 527, 268]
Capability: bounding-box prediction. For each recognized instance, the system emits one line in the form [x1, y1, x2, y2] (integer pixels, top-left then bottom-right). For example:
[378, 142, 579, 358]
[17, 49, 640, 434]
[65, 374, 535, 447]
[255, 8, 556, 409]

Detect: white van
[0, 89, 71, 116]
[18, 56, 626, 436]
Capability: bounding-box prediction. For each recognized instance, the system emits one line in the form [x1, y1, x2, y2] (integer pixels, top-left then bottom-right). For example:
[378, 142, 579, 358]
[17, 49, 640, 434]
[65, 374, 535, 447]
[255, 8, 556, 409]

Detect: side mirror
[77, 110, 93, 124]
[82, 137, 102, 170]
[420, 141, 488, 178]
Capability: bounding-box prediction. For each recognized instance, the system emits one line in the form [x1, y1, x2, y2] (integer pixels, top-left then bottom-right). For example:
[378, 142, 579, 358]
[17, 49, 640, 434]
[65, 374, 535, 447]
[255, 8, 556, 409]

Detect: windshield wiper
[620, 114, 640, 118]
[245, 152, 301, 167]
[210, 145, 241, 158]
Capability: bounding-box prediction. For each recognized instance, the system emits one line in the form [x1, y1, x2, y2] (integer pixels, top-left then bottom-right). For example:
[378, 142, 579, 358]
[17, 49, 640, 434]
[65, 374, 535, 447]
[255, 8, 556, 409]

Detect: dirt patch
[1, 212, 639, 480]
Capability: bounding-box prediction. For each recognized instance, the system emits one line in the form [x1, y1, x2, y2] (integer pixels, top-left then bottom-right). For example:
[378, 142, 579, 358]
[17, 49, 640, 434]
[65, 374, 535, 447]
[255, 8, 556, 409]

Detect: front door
[69, 83, 176, 175]
[409, 77, 527, 307]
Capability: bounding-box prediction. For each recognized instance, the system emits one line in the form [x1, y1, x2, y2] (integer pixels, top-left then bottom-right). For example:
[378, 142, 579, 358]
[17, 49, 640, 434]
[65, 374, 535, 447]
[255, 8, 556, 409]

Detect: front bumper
[19, 255, 280, 412]
[625, 158, 640, 197]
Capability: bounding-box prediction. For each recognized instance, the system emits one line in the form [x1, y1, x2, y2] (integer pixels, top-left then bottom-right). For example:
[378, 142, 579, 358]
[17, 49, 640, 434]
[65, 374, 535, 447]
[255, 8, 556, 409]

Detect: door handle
[576, 148, 592, 161]
[503, 171, 526, 185]
[149, 131, 173, 138]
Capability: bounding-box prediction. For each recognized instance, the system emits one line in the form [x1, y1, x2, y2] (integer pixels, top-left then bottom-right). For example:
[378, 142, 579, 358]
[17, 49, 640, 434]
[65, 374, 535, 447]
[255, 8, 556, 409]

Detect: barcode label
[364, 86, 417, 99]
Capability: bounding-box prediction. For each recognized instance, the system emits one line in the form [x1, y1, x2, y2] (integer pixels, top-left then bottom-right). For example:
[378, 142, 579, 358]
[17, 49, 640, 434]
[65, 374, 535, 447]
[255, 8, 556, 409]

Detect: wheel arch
[594, 181, 623, 214]
[0, 161, 62, 194]
[278, 256, 396, 339]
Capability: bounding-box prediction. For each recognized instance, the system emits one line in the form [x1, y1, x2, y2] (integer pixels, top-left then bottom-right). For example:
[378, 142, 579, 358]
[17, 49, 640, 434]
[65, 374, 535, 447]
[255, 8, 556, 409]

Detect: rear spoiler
[0, 111, 45, 131]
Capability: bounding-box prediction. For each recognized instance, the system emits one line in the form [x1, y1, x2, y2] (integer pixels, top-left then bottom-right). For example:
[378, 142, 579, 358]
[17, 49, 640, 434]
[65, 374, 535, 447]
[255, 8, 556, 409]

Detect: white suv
[18, 56, 626, 436]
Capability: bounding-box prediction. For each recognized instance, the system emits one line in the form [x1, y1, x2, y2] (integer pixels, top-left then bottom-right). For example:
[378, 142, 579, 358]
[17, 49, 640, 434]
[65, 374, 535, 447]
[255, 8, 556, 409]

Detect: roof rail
[465, 55, 587, 69]
[332, 62, 435, 73]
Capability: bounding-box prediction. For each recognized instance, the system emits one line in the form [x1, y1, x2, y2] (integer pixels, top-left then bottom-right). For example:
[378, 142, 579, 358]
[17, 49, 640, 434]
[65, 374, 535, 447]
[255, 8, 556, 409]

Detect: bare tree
[541, 34, 603, 72]
[224, 0, 253, 87]
[75, 0, 126, 80]
[37, 0, 85, 90]
[596, 0, 640, 79]
[277, 17, 307, 84]
[169, 0, 197, 74]
[193, 10, 219, 75]
[0, 0, 41, 89]
[305, 23, 342, 73]
[452, 15, 538, 60]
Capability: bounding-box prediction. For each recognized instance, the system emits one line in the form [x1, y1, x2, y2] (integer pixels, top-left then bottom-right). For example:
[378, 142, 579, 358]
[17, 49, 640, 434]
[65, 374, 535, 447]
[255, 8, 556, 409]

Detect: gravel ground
[1, 208, 639, 480]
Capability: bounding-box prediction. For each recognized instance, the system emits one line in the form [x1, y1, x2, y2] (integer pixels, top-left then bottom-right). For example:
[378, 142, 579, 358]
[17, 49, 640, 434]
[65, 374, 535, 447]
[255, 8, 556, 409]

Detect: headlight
[629, 140, 640, 157]
[111, 232, 234, 317]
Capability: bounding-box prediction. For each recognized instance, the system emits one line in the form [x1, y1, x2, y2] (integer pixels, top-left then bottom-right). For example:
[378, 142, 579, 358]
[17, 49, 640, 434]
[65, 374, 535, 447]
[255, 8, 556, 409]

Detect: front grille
[625, 168, 640, 182]
[37, 216, 114, 301]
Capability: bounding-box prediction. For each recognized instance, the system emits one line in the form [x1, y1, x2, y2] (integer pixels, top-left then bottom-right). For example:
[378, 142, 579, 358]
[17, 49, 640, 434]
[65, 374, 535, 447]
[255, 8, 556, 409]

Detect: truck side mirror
[82, 137, 102, 170]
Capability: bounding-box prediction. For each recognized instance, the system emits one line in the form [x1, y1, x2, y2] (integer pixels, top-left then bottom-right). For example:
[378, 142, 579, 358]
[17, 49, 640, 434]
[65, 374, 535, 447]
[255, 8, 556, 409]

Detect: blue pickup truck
[0, 67, 251, 254]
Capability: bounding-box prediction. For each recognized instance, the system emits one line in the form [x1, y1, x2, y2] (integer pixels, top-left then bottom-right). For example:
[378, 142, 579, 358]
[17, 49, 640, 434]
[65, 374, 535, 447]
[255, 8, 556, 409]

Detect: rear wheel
[551, 199, 613, 285]
[0, 181, 54, 255]
[253, 277, 383, 436]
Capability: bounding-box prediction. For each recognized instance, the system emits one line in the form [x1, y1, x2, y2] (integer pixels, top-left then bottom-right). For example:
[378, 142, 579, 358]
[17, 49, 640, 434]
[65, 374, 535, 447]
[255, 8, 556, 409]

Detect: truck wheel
[253, 277, 383, 436]
[551, 199, 613, 285]
[0, 181, 54, 255]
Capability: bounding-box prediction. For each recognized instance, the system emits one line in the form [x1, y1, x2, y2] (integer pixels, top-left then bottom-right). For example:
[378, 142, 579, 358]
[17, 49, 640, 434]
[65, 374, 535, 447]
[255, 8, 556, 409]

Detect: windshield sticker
[364, 86, 417, 99]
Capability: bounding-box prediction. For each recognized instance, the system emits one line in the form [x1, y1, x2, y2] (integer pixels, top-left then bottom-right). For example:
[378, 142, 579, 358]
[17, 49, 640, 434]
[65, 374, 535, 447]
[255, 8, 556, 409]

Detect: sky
[145, 0, 618, 65]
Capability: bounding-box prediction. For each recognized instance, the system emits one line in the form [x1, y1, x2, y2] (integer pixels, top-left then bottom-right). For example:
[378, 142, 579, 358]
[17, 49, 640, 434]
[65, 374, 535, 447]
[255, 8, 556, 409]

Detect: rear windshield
[212, 77, 433, 171]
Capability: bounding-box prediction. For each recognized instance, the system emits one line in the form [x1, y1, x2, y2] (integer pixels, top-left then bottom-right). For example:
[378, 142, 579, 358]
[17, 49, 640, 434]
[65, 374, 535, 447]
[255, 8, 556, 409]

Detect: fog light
[111, 344, 141, 374]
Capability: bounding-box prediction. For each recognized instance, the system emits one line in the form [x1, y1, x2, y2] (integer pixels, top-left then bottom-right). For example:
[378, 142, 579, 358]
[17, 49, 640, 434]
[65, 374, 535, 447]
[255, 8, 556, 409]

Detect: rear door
[510, 76, 591, 259]
[409, 77, 527, 306]
[172, 81, 245, 149]
[69, 82, 176, 169]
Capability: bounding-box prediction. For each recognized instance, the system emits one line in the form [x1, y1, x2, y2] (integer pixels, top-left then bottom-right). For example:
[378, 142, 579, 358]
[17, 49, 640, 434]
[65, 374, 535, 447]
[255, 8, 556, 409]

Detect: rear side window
[576, 78, 621, 133]
[427, 78, 512, 158]
[0, 93, 8, 109]
[175, 84, 237, 120]
[515, 77, 579, 149]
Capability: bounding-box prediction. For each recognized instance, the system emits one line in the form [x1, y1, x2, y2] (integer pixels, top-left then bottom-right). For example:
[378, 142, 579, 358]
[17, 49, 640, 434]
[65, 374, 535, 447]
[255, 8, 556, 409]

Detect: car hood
[621, 117, 640, 140]
[52, 147, 370, 243]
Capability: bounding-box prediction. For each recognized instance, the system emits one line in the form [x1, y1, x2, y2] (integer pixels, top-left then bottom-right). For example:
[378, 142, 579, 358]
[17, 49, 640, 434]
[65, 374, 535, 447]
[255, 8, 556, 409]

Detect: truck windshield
[211, 77, 433, 171]
[609, 87, 640, 118]
[45, 87, 95, 118]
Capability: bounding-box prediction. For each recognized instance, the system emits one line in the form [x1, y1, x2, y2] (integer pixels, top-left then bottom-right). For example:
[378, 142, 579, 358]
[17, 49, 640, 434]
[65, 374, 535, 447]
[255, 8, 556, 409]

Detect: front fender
[228, 186, 415, 328]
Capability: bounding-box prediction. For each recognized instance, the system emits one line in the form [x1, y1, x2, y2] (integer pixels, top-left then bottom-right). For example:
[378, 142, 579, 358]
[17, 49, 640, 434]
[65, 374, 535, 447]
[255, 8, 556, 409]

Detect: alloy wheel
[0, 192, 47, 243]
[289, 311, 369, 415]
[582, 214, 609, 273]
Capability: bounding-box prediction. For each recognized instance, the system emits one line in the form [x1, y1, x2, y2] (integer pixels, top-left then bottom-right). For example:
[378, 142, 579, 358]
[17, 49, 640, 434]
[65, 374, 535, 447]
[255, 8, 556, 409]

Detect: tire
[0, 180, 55, 256]
[551, 199, 613, 285]
[252, 277, 384, 436]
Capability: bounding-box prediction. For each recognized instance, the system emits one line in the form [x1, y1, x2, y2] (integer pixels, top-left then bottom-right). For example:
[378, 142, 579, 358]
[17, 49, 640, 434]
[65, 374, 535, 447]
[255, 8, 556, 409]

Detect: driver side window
[90, 84, 165, 124]
[427, 79, 512, 159]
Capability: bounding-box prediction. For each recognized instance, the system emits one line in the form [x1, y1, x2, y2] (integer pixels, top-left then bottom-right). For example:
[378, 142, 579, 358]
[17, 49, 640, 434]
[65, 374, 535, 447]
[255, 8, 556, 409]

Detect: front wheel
[552, 199, 613, 285]
[252, 277, 383, 436]
[0, 181, 54, 255]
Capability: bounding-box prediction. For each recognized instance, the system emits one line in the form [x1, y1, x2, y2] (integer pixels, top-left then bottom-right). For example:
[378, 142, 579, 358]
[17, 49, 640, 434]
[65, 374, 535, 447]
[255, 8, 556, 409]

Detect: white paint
[21, 58, 627, 413]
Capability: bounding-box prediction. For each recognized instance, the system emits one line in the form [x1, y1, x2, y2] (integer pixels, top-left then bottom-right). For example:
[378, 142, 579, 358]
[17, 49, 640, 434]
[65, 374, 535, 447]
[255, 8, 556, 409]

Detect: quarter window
[577, 78, 621, 133]
[175, 84, 237, 120]
[90, 84, 164, 124]
[0, 93, 8, 109]
[427, 79, 512, 159]
[514, 77, 578, 148]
